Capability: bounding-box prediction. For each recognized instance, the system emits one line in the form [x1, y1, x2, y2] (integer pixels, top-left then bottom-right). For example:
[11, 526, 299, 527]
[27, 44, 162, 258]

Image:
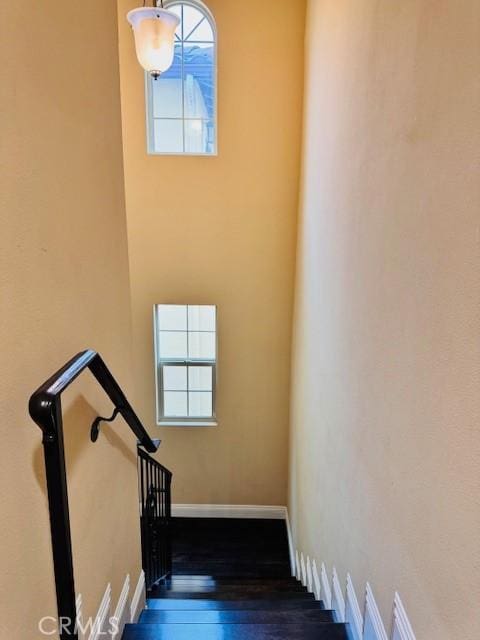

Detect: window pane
[188, 332, 216, 359]
[184, 120, 213, 154]
[188, 366, 213, 391]
[159, 331, 187, 359]
[153, 119, 183, 153]
[156, 43, 182, 80]
[183, 58, 215, 119]
[187, 18, 214, 42]
[168, 4, 182, 38]
[163, 366, 187, 391]
[164, 391, 188, 417]
[183, 44, 214, 65]
[188, 305, 216, 331]
[183, 75, 209, 119]
[189, 392, 212, 417]
[152, 47, 183, 118]
[182, 5, 204, 40]
[157, 305, 187, 331]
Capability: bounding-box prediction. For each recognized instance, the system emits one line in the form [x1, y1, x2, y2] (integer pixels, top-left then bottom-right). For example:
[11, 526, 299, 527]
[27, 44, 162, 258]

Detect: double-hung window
[154, 304, 217, 426]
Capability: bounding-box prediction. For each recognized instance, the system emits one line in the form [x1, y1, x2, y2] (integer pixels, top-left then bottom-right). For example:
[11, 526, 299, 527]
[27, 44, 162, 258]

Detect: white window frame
[145, 0, 218, 156]
[153, 304, 218, 427]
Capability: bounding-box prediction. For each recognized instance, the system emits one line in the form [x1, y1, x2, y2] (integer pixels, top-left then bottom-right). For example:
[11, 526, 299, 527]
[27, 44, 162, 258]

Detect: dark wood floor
[171, 517, 292, 577]
[122, 518, 349, 640]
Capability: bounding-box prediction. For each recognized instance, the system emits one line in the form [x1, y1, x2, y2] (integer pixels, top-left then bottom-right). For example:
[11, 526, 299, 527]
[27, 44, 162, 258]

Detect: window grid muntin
[158, 361, 216, 419]
[155, 304, 217, 423]
[147, 0, 217, 156]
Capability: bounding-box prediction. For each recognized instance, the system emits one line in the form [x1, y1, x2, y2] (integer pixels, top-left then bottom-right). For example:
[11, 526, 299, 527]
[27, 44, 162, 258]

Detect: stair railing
[29, 349, 160, 640]
[138, 448, 173, 590]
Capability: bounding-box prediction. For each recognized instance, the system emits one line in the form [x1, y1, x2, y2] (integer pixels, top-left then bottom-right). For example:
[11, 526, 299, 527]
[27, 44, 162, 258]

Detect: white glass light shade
[127, 8, 180, 77]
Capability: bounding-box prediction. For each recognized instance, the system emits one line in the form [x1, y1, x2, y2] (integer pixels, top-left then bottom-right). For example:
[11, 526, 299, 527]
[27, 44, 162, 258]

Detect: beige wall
[117, 0, 305, 504]
[289, 1, 480, 639]
[0, 1, 142, 637]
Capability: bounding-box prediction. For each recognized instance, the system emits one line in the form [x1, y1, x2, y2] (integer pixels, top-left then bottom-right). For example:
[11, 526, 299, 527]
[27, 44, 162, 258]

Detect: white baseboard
[392, 593, 416, 640]
[311, 559, 321, 601]
[346, 574, 363, 640]
[130, 570, 146, 623]
[76, 594, 84, 640]
[285, 510, 296, 577]
[332, 567, 346, 622]
[364, 583, 388, 640]
[88, 584, 112, 640]
[306, 556, 313, 593]
[295, 550, 301, 580]
[77, 571, 144, 639]
[321, 562, 332, 609]
[279, 542, 415, 640]
[172, 504, 287, 519]
[111, 575, 130, 640]
[300, 552, 307, 586]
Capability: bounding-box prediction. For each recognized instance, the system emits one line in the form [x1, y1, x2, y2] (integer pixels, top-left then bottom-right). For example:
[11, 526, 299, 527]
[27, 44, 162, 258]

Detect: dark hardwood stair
[149, 589, 315, 600]
[122, 623, 350, 639]
[122, 518, 350, 639]
[154, 581, 308, 592]
[161, 576, 305, 586]
[139, 608, 336, 624]
[145, 597, 329, 610]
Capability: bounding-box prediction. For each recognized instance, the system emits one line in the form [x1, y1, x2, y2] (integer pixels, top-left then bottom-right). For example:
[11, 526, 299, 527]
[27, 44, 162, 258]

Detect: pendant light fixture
[127, 1, 180, 79]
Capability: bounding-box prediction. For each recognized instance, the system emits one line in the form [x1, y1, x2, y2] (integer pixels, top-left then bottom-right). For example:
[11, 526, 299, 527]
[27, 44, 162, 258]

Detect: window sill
[157, 421, 218, 428]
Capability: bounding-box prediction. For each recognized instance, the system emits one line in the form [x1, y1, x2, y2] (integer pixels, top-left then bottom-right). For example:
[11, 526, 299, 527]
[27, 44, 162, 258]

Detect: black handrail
[29, 349, 158, 452]
[29, 349, 159, 640]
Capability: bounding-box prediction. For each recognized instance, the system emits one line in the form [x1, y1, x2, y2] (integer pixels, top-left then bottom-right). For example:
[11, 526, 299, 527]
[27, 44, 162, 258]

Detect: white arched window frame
[145, 0, 217, 156]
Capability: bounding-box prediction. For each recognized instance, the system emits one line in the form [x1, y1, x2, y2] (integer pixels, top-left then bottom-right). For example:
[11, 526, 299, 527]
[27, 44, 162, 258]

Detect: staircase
[29, 353, 347, 640]
[122, 518, 350, 639]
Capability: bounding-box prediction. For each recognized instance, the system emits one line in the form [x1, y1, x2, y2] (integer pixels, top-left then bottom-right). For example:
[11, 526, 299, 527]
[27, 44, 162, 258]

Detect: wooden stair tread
[172, 566, 292, 578]
[146, 598, 326, 611]
[122, 623, 350, 640]
[163, 576, 299, 584]
[160, 579, 301, 591]
[156, 582, 306, 592]
[149, 590, 314, 600]
[139, 609, 335, 624]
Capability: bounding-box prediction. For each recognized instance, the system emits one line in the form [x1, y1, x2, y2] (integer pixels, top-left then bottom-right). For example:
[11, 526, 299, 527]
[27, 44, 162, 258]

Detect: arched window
[146, 0, 217, 155]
